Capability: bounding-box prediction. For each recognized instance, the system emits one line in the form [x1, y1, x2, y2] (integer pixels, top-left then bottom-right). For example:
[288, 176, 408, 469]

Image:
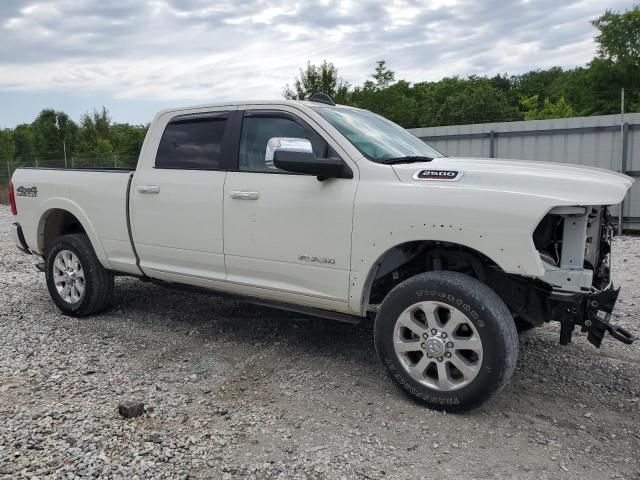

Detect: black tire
[45, 233, 114, 317]
[374, 271, 518, 412]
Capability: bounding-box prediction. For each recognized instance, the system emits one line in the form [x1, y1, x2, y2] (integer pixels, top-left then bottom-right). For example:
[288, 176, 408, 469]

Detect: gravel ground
[0, 205, 638, 479]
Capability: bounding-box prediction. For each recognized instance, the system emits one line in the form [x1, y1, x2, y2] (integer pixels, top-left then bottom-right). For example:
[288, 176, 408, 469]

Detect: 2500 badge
[298, 254, 336, 265]
[413, 170, 461, 181]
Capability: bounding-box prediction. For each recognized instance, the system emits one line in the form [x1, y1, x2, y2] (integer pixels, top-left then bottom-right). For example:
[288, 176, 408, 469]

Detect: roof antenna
[308, 93, 336, 106]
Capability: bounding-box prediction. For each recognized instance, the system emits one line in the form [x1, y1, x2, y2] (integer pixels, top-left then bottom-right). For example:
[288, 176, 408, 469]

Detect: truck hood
[391, 157, 634, 206]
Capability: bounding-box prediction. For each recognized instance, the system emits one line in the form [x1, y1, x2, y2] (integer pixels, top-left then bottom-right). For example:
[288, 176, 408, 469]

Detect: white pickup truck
[8, 94, 636, 411]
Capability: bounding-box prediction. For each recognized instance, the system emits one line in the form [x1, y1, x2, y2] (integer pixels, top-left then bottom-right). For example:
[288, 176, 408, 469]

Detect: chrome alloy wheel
[53, 250, 85, 304]
[393, 301, 483, 391]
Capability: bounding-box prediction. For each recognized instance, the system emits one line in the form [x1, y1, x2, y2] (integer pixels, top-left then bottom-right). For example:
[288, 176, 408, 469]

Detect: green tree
[350, 61, 422, 127]
[95, 138, 115, 167]
[551, 63, 615, 115]
[31, 109, 77, 167]
[411, 77, 520, 126]
[75, 107, 113, 166]
[593, 5, 640, 64]
[56, 111, 77, 163]
[283, 60, 351, 104]
[521, 95, 575, 120]
[110, 123, 148, 168]
[370, 60, 395, 90]
[505, 68, 567, 111]
[13, 124, 34, 164]
[32, 109, 61, 165]
[0, 129, 16, 186]
[436, 80, 520, 125]
[353, 80, 418, 127]
[564, 5, 640, 115]
[0, 130, 15, 162]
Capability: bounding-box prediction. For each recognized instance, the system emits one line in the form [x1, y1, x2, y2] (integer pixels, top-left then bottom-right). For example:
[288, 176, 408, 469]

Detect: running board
[149, 278, 363, 325]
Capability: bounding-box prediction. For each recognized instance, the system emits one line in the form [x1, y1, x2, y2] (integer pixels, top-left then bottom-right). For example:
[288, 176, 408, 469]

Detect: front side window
[239, 113, 328, 172]
[156, 115, 228, 169]
[313, 106, 443, 163]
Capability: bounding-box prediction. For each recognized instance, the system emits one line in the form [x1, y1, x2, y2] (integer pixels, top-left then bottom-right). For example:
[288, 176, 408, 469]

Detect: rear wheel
[45, 234, 114, 316]
[374, 271, 518, 412]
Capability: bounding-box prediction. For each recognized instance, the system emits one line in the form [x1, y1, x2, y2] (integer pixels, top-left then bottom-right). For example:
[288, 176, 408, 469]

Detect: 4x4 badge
[16, 186, 38, 197]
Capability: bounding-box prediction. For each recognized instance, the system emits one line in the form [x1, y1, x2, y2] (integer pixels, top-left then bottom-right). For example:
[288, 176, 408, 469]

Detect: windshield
[312, 106, 443, 163]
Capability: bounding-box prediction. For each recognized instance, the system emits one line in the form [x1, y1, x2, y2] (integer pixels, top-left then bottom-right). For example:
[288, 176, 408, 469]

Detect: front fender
[347, 180, 554, 314]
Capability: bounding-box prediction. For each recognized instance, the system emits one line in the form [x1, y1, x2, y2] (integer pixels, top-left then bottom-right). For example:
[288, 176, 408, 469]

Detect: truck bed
[10, 168, 139, 274]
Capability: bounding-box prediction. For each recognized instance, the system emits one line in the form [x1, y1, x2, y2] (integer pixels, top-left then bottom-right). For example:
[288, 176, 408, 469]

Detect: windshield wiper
[380, 156, 433, 165]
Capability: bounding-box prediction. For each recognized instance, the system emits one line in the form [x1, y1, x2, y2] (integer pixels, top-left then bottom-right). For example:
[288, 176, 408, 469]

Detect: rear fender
[35, 198, 111, 269]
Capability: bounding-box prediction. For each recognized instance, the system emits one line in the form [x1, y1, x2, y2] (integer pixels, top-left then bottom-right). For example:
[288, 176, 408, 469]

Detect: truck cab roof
[154, 99, 345, 118]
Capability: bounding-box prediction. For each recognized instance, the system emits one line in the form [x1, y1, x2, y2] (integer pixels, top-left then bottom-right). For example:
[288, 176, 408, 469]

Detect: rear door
[223, 106, 358, 306]
[131, 107, 236, 282]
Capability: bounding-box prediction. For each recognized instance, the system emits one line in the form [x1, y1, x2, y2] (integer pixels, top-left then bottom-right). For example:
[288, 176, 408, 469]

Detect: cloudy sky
[0, 0, 631, 127]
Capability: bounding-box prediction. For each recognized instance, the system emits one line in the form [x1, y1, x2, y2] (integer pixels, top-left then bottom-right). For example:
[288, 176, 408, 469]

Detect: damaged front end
[490, 206, 636, 347]
[547, 283, 634, 347]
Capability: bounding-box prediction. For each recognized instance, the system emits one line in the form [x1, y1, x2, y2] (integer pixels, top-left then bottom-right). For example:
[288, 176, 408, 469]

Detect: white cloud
[0, 0, 632, 125]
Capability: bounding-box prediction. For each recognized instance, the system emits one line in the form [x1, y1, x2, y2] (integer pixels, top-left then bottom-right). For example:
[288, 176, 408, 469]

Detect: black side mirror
[273, 151, 353, 180]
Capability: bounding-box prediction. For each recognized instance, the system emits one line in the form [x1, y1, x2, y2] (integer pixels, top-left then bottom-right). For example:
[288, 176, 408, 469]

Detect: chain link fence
[0, 156, 139, 204]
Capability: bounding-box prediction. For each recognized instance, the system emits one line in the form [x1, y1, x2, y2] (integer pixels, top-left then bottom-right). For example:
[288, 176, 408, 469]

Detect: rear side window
[155, 115, 228, 169]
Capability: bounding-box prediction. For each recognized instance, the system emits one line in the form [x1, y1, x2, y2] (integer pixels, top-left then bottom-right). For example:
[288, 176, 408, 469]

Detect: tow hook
[605, 324, 636, 345]
[582, 288, 637, 347]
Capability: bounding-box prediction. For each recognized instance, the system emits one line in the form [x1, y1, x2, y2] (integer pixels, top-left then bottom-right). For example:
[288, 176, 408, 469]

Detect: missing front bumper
[549, 285, 636, 347]
[487, 268, 636, 348]
[581, 287, 635, 346]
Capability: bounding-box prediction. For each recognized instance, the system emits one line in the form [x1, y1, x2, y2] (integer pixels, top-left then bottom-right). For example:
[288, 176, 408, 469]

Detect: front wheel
[374, 271, 518, 412]
[45, 234, 114, 317]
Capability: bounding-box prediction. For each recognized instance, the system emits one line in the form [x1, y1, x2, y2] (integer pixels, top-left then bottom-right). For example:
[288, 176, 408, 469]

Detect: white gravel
[0, 205, 638, 479]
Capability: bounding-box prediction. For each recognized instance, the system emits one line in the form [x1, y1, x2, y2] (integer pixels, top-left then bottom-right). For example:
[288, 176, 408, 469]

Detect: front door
[131, 108, 234, 283]
[223, 107, 358, 306]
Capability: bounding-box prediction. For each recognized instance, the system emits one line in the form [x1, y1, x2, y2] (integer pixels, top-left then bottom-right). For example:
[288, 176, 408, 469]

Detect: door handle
[230, 190, 259, 200]
[137, 185, 160, 194]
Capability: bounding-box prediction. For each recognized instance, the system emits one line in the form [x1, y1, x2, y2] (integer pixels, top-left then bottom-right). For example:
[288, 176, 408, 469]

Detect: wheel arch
[36, 200, 111, 269]
[40, 209, 85, 251]
[357, 240, 504, 313]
